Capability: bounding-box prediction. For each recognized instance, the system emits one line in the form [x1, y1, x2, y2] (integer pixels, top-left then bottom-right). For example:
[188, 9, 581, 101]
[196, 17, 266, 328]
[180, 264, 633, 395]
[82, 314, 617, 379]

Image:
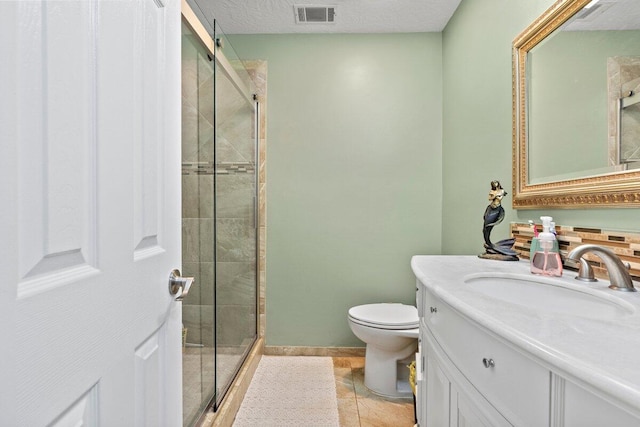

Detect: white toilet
[348, 303, 419, 398]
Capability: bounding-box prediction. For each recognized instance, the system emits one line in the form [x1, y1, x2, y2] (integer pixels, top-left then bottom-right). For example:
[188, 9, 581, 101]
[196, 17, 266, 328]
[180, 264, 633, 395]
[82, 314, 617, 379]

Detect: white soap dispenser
[530, 216, 562, 277]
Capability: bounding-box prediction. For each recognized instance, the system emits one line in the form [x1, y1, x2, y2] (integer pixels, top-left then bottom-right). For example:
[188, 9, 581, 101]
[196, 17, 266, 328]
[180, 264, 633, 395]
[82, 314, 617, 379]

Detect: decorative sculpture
[479, 180, 519, 261]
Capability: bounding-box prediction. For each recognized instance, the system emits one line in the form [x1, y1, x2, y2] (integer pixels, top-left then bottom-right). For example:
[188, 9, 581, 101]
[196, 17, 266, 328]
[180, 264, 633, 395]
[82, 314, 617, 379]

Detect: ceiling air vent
[574, 3, 602, 20]
[573, 0, 613, 22]
[294, 5, 336, 24]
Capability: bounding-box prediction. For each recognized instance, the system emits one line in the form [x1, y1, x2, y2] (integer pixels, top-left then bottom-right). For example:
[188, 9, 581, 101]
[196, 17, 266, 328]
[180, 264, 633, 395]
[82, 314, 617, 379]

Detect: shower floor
[182, 346, 250, 426]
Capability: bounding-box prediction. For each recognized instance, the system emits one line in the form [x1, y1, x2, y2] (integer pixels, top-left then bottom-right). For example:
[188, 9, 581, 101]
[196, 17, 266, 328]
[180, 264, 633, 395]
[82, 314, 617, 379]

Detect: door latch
[168, 269, 195, 301]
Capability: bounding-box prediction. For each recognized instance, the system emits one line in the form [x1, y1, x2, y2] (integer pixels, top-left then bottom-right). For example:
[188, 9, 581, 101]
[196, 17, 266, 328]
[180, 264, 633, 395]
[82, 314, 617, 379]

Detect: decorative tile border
[216, 162, 256, 175]
[182, 162, 213, 175]
[511, 222, 640, 281]
[181, 161, 255, 175]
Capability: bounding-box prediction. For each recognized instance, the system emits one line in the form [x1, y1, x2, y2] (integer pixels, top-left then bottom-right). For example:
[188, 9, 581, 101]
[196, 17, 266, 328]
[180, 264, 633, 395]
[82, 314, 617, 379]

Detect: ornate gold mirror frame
[512, 0, 640, 209]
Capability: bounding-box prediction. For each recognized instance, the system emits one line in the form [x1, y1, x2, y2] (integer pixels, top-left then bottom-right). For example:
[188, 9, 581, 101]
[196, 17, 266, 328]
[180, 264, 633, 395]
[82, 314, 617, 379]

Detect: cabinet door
[456, 391, 486, 426]
[426, 350, 451, 426]
[454, 384, 500, 427]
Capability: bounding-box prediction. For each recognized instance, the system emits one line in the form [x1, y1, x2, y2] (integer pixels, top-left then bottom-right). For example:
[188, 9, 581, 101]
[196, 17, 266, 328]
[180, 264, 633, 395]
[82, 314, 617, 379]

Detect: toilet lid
[348, 303, 418, 329]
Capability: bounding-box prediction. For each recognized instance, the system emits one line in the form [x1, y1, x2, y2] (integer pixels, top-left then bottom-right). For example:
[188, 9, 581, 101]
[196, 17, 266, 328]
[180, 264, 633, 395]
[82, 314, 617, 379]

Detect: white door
[0, 0, 183, 425]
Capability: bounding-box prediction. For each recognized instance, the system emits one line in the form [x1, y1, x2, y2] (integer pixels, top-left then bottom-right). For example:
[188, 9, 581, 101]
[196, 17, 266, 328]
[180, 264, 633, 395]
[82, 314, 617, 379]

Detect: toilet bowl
[348, 303, 419, 398]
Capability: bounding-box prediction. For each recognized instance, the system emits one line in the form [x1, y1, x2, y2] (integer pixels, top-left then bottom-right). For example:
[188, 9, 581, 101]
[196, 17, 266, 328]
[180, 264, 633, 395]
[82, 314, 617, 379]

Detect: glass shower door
[181, 16, 258, 423]
[181, 22, 216, 426]
[213, 21, 258, 409]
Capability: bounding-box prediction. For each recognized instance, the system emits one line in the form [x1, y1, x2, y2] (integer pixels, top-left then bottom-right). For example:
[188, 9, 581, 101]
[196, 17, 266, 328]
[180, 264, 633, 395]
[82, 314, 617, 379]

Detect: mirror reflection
[527, 0, 640, 185]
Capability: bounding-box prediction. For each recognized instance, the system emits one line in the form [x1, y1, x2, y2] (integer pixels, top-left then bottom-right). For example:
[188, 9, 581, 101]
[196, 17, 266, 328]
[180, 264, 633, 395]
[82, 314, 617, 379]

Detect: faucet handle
[575, 257, 597, 282]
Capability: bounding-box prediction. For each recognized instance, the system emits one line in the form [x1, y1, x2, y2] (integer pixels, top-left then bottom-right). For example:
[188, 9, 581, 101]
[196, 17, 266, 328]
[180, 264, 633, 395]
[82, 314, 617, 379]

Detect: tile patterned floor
[333, 357, 416, 427]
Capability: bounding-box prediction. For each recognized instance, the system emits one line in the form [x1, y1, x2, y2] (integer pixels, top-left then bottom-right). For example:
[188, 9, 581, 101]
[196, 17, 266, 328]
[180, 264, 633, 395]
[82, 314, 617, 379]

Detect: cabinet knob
[430, 306, 438, 313]
[482, 358, 495, 368]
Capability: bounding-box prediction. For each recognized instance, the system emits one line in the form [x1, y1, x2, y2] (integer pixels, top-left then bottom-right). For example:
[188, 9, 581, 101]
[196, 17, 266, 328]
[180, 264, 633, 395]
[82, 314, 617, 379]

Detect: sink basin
[464, 273, 635, 318]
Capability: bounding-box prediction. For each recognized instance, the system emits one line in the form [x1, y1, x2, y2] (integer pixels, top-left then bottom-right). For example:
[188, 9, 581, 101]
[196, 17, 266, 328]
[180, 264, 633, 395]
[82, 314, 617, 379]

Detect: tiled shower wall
[608, 56, 640, 164]
[214, 63, 257, 348]
[181, 52, 268, 347]
[244, 60, 267, 339]
[182, 38, 216, 347]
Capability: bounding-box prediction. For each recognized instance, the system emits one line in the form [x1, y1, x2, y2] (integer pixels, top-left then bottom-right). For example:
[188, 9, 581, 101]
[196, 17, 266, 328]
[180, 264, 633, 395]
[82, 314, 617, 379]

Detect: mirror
[513, 0, 640, 208]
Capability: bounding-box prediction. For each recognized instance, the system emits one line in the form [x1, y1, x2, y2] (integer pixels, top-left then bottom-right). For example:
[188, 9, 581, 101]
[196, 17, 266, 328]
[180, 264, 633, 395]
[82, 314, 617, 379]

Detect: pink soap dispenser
[530, 216, 562, 277]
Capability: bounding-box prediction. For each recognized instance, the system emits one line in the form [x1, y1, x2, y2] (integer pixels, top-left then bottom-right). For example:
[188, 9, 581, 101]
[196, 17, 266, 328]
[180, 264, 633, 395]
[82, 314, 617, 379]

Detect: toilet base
[364, 342, 417, 399]
[365, 378, 414, 400]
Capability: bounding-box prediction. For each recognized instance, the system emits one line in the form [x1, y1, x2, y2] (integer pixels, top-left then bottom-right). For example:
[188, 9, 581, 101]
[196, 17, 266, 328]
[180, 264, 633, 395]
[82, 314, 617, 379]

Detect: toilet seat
[348, 303, 418, 330]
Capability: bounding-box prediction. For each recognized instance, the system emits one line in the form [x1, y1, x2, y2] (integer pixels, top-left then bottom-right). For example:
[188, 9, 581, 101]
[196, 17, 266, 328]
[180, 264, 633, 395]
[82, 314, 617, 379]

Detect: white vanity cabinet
[423, 323, 510, 427]
[419, 284, 545, 426]
[413, 256, 640, 427]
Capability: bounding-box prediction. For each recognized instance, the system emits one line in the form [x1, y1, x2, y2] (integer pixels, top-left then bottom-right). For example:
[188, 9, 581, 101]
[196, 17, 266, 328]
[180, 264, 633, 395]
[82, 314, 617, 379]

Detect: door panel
[16, 0, 99, 298]
[134, 0, 164, 258]
[135, 330, 164, 427]
[0, 0, 182, 425]
[51, 386, 99, 427]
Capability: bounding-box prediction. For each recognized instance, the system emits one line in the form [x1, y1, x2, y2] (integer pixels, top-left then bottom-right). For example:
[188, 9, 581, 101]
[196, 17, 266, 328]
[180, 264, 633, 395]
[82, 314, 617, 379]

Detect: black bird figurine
[479, 180, 518, 261]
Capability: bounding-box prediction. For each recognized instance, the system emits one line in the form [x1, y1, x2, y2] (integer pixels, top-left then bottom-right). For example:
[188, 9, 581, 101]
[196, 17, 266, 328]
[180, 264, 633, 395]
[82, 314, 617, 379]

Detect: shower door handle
[168, 269, 195, 301]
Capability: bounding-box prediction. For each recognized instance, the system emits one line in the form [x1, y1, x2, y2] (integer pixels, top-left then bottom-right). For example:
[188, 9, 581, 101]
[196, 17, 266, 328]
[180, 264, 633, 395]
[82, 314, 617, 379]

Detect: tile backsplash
[511, 222, 640, 281]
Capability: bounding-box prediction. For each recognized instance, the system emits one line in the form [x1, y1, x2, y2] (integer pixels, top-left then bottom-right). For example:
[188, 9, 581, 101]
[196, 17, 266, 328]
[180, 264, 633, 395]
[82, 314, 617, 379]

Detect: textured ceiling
[189, 0, 463, 34]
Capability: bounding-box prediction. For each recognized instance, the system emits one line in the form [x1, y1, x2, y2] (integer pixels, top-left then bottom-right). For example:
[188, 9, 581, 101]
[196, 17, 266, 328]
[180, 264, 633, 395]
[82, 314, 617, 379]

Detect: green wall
[225, 0, 640, 348]
[228, 34, 443, 347]
[442, 0, 640, 256]
[441, 0, 556, 255]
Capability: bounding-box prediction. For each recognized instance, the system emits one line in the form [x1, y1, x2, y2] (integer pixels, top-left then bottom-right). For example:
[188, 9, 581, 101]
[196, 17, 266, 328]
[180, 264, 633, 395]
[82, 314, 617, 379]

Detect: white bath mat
[233, 356, 340, 427]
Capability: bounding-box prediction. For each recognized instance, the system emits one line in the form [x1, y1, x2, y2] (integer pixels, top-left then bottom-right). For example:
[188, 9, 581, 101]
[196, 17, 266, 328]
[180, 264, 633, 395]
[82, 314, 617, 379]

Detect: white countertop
[411, 255, 640, 416]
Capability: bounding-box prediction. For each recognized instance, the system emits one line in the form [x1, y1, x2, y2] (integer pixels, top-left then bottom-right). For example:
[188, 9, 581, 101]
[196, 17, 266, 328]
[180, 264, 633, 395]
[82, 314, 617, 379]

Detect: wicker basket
[182, 327, 188, 351]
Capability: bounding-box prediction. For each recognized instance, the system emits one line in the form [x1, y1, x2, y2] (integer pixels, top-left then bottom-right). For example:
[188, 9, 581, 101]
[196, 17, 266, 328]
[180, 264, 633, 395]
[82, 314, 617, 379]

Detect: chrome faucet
[566, 244, 636, 292]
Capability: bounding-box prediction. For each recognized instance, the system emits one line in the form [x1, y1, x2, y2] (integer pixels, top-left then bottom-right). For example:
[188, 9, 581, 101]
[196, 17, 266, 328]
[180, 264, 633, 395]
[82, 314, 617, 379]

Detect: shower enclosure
[181, 18, 258, 426]
[607, 57, 640, 168]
